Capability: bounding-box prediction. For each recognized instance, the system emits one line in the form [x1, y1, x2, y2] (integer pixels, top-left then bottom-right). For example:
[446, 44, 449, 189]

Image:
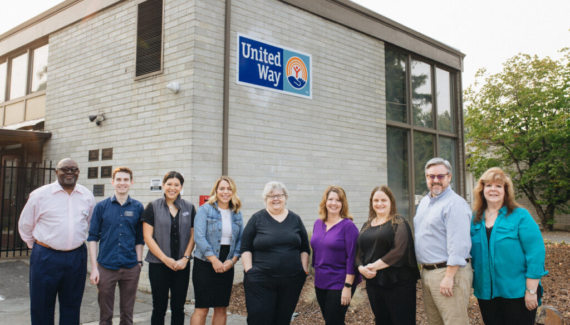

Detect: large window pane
[436, 68, 453, 132]
[387, 127, 410, 220]
[412, 60, 433, 128]
[31, 44, 49, 92]
[414, 131, 434, 199]
[9, 53, 28, 100]
[0, 62, 6, 103]
[385, 48, 407, 123]
[439, 136, 457, 192]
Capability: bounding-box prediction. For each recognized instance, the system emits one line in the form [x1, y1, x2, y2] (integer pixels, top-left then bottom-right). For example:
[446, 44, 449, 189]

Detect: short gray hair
[425, 158, 452, 174]
[262, 181, 289, 201]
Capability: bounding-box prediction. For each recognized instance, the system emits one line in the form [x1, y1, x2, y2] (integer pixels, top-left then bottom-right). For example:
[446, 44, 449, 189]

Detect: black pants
[366, 279, 416, 325]
[244, 269, 307, 325]
[315, 286, 357, 325]
[149, 262, 190, 325]
[478, 297, 538, 325]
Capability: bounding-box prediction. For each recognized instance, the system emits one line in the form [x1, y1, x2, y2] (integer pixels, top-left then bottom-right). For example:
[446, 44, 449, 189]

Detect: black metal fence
[0, 160, 54, 258]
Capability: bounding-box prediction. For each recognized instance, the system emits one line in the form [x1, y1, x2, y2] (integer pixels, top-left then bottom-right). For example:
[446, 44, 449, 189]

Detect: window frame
[133, 0, 165, 81]
[385, 45, 464, 220]
[0, 38, 49, 105]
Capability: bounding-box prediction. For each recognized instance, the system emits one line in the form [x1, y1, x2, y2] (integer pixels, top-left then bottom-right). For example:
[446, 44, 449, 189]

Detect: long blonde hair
[318, 185, 353, 221]
[361, 185, 400, 233]
[473, 167, 519, 224]
[206, 176, 242, 213]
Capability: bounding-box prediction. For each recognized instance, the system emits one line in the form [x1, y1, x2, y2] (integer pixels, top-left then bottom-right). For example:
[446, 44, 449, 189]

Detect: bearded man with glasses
[413, 157, 472, 325]
[19, 158, 95, 325]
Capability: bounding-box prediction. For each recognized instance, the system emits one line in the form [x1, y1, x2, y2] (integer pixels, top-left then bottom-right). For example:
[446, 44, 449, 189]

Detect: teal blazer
[470, 207, 548, 301]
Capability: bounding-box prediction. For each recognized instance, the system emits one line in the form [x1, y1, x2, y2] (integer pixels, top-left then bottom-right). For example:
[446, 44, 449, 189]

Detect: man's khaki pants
[421, 262, 473, 325]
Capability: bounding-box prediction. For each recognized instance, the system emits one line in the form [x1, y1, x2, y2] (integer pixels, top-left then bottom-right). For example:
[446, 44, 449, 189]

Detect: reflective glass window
[414, 131, 434, 199]
[436, 68, 453, 132]
[411, 60, 433, 128]
[385, 48, 407, 123]
[439, 136, 457, 192]
[0, 62, 6, 103]
[9, 53, 28, 100]
[31, 44, 49, 92]
[387, 127, 410, 220]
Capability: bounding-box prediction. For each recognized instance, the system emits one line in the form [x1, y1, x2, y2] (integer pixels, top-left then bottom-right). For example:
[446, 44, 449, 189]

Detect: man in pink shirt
[19, 158, 95, 325]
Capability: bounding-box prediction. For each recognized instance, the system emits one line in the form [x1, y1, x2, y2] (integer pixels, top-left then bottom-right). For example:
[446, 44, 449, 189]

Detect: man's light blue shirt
[414, 186, 472, 266]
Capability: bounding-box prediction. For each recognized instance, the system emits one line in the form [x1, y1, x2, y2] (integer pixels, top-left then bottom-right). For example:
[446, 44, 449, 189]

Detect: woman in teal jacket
[470, 167, 548, 325]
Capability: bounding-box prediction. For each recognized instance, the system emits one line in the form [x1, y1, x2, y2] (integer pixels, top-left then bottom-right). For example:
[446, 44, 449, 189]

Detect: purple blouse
[311, 218, 362, 290]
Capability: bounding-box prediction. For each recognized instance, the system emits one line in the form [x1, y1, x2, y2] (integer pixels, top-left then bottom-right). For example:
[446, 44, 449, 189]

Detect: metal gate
[0, 160, 54, 258]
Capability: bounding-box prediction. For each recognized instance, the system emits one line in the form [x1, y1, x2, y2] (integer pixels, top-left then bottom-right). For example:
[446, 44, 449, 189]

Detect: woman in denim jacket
[191, 176, 244, 325]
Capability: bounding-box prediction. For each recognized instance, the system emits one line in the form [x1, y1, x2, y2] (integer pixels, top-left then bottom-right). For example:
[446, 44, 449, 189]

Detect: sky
[1, 0, 569, 90]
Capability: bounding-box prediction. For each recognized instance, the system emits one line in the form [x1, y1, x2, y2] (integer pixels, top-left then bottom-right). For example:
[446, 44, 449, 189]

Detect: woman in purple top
[310, 185, 361, 325]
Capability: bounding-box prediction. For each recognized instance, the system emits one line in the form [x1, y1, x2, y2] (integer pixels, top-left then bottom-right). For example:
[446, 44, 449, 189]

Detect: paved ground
[542, 230, 570, 244]
[1, 230, 568, 324]
[0, 259, 246, 325]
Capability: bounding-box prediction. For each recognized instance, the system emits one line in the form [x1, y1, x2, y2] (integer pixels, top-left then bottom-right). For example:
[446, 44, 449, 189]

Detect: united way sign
[236, 33, 312, 99]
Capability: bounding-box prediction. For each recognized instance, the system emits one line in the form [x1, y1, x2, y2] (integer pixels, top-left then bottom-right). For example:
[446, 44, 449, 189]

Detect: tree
[464, 49, 570, 230]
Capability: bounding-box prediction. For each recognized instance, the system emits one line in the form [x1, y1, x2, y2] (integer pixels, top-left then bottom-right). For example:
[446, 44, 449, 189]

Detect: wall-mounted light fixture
[88, 114, 105, 126]
[167, 82, 180, 94]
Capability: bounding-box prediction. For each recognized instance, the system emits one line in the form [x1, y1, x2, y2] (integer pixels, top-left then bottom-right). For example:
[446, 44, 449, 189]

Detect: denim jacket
[194, 201, 243, 262]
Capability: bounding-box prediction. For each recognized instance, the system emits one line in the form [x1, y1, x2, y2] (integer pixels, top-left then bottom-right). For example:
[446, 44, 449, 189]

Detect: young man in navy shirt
[88, 167, 145, 325]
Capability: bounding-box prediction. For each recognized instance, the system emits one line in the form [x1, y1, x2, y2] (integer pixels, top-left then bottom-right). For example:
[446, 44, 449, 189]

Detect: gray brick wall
[42, 0, 387, 288]
[227, 0, 386, 228]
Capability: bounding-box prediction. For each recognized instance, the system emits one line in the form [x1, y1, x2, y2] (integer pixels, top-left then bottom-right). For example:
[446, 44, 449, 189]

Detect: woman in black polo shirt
[240, 181, 310, 325]
[142, 171, 196, 325]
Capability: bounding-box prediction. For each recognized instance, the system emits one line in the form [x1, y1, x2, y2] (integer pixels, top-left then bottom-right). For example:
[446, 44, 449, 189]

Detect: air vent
[136, 0, 163, 77]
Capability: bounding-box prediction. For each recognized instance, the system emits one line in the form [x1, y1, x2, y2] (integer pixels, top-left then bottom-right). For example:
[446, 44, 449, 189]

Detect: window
[0, 62, 6, 103]
[411, 59, 433, 128]
[9, 53, 28, 99]
[0, 43, 48, 103]
[136, 0, 164, 77]
[31, 44, 49, 92]
[385, 46, 461, 218]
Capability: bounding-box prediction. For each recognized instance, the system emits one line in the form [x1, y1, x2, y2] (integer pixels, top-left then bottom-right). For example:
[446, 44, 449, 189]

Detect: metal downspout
[222, 0, 232, 176]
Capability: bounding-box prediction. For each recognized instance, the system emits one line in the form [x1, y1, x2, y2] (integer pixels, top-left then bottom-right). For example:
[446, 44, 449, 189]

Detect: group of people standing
[18, 156, 547, 325]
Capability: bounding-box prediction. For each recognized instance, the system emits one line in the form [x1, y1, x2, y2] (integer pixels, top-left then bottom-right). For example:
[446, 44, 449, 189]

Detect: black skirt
[192, 245, 234, 308]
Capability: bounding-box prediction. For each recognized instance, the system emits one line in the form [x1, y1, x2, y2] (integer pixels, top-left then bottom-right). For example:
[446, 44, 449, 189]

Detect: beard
[430, 183, 444, 196]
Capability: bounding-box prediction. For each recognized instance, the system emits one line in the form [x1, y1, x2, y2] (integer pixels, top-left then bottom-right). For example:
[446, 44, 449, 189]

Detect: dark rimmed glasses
[426, 173, 448, 181]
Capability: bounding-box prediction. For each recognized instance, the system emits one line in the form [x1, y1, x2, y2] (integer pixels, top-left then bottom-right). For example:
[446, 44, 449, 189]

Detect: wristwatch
[138, 261, 143, 266]
[344, 283, 353, 288]
[526, 288, 537, 295]
[184, 255, 191, 260]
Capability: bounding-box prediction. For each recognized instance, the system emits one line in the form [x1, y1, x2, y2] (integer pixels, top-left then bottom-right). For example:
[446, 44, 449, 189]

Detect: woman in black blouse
[355, 185, 419, 325]
[142, 171, 196, 325]
[240, 181, 310, 325]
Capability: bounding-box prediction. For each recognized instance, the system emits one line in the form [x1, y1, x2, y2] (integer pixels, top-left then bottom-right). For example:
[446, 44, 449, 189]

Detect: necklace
[486, 208, 500, 218]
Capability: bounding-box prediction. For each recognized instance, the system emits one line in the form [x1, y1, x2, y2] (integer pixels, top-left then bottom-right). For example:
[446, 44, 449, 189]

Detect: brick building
[1, 0, 469, 290]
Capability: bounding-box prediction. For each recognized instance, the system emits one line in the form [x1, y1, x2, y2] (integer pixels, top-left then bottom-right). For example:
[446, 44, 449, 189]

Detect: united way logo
[236, 33, 312, 99]
[286, 57, 308, 89]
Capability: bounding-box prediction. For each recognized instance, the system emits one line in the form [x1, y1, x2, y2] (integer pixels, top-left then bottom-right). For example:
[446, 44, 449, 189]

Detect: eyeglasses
[268, 194, 285, 200]
[426, 174, 448, 181]
[58, 167, 79, 173]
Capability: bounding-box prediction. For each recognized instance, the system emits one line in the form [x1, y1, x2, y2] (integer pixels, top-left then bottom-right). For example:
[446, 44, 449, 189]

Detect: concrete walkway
[542, 230, 570, 244]
[0, 259, 246, 325]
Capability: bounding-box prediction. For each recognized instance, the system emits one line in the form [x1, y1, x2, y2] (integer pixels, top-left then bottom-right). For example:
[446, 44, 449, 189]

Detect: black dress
[355, 215, 420, 325]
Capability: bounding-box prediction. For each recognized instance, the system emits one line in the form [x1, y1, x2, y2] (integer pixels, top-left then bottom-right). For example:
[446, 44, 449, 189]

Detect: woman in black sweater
[355, 185, 419, 325]
[240, 181, 310, 325]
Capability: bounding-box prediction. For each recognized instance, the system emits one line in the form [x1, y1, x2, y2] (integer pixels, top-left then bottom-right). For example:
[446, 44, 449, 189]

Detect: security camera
[88, 114, 105, 126]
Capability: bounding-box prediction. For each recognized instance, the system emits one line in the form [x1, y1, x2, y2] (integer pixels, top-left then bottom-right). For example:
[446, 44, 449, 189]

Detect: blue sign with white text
[236, 34, 312, 99]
